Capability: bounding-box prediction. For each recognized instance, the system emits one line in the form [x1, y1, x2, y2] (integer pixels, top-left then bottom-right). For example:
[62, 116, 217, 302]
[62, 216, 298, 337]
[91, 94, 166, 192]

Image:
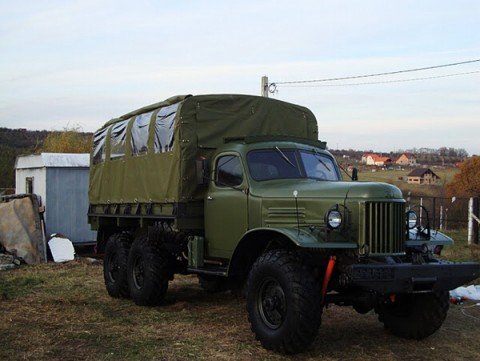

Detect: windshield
[247, 149, 340, 181]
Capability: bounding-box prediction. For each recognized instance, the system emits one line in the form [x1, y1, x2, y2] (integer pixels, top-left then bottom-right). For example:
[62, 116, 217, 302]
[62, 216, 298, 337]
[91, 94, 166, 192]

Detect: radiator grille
[364, 202, 405, 254]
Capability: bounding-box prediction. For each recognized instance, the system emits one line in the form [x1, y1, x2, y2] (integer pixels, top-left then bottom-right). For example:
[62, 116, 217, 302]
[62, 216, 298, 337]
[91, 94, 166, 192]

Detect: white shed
[15, 153, 96, 245]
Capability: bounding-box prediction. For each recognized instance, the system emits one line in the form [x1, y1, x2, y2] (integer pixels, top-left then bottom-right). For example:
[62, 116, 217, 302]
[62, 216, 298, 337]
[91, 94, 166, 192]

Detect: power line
[272, 58, 480, 85]
[279, 70, 480, 88]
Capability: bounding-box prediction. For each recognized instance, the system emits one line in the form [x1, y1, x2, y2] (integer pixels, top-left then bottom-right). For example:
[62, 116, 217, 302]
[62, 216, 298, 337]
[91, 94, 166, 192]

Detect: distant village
[360, 152, 441, 185]
[330, 148, 469, 186]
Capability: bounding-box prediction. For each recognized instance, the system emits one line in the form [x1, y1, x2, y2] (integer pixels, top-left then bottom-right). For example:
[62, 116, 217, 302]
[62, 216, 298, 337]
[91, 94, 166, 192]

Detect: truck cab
[205, 139, 348, 259]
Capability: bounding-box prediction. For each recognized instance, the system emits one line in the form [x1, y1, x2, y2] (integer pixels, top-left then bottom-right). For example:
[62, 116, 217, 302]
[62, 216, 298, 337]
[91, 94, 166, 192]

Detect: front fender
[241, 227, 358, 249]
[227, 227, 358, 277]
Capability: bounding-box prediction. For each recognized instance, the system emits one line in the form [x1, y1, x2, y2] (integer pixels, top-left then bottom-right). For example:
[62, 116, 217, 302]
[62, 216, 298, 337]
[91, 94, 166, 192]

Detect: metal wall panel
[15, 168, 47, 207]
[45, 168, 96, 244]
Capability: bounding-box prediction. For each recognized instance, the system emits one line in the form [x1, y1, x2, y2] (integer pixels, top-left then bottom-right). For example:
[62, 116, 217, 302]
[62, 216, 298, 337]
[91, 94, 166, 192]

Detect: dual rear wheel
[103, 233, 170, 306]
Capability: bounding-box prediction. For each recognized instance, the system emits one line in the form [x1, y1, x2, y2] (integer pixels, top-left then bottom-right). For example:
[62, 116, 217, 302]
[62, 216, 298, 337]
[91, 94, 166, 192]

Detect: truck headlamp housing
[407, 210, 418, 229]
[326, 210, 342, 229]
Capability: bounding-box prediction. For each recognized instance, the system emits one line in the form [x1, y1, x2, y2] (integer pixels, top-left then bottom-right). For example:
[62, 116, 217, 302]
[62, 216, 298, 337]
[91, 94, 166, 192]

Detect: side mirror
[196, 158, 210, 186]
[352, 167, 358, 181]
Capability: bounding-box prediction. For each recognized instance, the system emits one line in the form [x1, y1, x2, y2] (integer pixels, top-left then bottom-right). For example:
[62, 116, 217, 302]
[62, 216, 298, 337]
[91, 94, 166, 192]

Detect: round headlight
[407, 210, 418, 229]
[327, 210, 342, 229]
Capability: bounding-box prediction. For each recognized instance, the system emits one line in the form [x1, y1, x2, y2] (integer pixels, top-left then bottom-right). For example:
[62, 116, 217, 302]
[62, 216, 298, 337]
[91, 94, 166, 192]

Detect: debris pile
[0, 249, 23, 271]
[48, 234, 75, 263]
[450, 285, 480, 303]
[0, 194, 46, 264]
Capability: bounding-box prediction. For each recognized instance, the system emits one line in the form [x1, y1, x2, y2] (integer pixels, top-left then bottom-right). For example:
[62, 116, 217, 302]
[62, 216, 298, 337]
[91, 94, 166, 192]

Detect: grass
[442, 229, 480, 263]
[0, 275, 44, 300]
[1, 246, 479, 361]
[356, 167, 459, 197]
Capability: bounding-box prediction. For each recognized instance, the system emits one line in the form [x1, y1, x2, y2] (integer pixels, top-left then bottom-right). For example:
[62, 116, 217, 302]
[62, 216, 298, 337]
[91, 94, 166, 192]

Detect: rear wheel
[127, 234, 170, 306]
[103, 232, 131, 298]
[375, 291, 449, 339]
[246, 249, 322, 354]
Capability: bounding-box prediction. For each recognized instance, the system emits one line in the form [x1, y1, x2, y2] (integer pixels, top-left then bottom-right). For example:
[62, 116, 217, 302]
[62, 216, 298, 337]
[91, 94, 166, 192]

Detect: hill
[0, 127, 92, 189]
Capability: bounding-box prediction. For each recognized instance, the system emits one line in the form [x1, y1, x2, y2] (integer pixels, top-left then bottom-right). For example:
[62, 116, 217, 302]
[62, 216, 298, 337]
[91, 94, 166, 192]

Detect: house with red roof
[361, 153, 392, 166]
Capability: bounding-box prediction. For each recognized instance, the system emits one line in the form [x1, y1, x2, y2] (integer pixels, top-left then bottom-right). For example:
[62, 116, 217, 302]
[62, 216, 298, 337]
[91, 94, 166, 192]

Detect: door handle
[207, 195, 214, 201]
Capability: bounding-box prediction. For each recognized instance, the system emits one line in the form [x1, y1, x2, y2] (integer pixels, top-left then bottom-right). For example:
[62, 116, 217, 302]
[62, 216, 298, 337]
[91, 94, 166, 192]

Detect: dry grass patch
[1, 259, 480, 361]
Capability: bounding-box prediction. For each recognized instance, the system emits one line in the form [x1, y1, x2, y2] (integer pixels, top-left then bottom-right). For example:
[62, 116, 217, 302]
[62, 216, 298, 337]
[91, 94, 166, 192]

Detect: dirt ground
[1, 260, 479, 361]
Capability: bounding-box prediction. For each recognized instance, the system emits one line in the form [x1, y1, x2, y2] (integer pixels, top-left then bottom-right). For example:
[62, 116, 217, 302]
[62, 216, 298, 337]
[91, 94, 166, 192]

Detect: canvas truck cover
[89, 94, 318, 205]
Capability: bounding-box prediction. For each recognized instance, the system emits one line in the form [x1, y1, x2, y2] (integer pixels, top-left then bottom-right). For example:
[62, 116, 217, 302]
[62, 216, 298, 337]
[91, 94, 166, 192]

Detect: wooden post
[261, 76, 269, 97]
[419, 197, 423, 225]
[474, 197, 479, 245]
[468, 197, 474, 245]
[439, 205, 443, 230]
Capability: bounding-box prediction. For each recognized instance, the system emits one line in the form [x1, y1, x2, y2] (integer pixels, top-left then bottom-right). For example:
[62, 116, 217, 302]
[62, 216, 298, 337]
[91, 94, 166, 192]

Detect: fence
[407, 194, 479, 244]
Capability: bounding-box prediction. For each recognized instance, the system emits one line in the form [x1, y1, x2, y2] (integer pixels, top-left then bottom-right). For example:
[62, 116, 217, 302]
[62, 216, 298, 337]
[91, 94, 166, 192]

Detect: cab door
[204, 153, 248, 259]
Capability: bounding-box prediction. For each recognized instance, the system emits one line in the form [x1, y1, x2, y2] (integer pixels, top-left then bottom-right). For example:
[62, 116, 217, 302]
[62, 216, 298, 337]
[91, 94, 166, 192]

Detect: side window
[216, 155, 243, 187]
[26, 177, 33, 194]
[110, 120, 128, 159]
[154, 102, 180, 153]
[92, 127, 108, 164]
[131, 112, 152, 155]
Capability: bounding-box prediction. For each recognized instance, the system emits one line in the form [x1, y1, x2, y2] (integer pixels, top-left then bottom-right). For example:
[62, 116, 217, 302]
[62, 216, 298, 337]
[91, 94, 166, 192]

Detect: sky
[1, 0, 479, 154]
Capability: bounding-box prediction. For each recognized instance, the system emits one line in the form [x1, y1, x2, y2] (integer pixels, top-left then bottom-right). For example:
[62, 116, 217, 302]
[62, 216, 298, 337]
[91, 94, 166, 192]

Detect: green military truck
[89, 94, 479, 354]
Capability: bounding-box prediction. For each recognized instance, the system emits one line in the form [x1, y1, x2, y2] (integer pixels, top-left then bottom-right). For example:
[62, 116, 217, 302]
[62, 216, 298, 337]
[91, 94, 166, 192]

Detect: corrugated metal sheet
[45, 168, 96, 243]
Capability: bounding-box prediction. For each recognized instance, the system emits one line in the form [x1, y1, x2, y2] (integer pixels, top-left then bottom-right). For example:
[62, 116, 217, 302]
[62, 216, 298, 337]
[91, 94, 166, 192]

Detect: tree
[41, 125, 91, 153]
[446, 156, 480, 197]
[0, 145, 18, 188]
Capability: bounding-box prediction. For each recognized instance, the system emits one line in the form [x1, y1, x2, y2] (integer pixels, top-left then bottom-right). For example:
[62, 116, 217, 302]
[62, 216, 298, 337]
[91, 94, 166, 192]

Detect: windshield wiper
[312, 148, 331, 172]
[275, 146, 297, 168]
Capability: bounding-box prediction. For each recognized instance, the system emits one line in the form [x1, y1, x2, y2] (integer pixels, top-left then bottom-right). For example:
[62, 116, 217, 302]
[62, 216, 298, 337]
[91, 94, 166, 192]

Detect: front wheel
[375, 291, 449, 339]
[246, 250, 322, 354]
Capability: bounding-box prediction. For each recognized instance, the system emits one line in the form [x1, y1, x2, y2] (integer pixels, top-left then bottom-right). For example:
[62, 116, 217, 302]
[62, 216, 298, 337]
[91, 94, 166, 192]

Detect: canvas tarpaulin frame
[89, 94, 319, 205]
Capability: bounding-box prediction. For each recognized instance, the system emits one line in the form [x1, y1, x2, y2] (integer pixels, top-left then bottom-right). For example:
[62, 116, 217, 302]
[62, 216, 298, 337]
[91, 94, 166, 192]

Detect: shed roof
[15, 153, 90, 169]
[407, 168, 439, 178]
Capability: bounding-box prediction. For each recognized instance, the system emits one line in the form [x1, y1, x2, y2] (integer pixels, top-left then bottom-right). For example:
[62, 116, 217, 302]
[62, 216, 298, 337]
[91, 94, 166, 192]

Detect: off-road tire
[246, 249, 322, 354]
[198, 275, 230, 293]
[127, 234, 170, 306]
[375, 291, 449, 339]
[103, 232, 131, 298]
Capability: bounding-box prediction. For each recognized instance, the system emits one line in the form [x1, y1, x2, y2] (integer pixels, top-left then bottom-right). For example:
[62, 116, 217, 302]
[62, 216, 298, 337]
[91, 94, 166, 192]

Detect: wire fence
[407, 195, 478, 231]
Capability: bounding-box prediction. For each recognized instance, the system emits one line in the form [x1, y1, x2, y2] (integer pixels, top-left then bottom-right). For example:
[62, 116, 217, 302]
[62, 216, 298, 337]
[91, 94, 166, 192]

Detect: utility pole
[261, 76, 269, 97]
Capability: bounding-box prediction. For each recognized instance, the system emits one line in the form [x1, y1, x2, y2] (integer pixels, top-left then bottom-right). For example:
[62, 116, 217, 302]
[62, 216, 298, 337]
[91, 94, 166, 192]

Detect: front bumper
[347, 261, 480, 293]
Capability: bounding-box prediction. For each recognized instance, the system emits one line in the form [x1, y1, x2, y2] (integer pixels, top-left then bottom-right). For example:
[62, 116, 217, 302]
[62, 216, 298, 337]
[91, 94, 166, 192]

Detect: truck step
[187, 266, 228, 277]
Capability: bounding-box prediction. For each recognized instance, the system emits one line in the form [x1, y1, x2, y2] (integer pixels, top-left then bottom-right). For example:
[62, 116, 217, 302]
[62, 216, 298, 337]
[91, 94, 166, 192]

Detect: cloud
[0, 1, 479, 154]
